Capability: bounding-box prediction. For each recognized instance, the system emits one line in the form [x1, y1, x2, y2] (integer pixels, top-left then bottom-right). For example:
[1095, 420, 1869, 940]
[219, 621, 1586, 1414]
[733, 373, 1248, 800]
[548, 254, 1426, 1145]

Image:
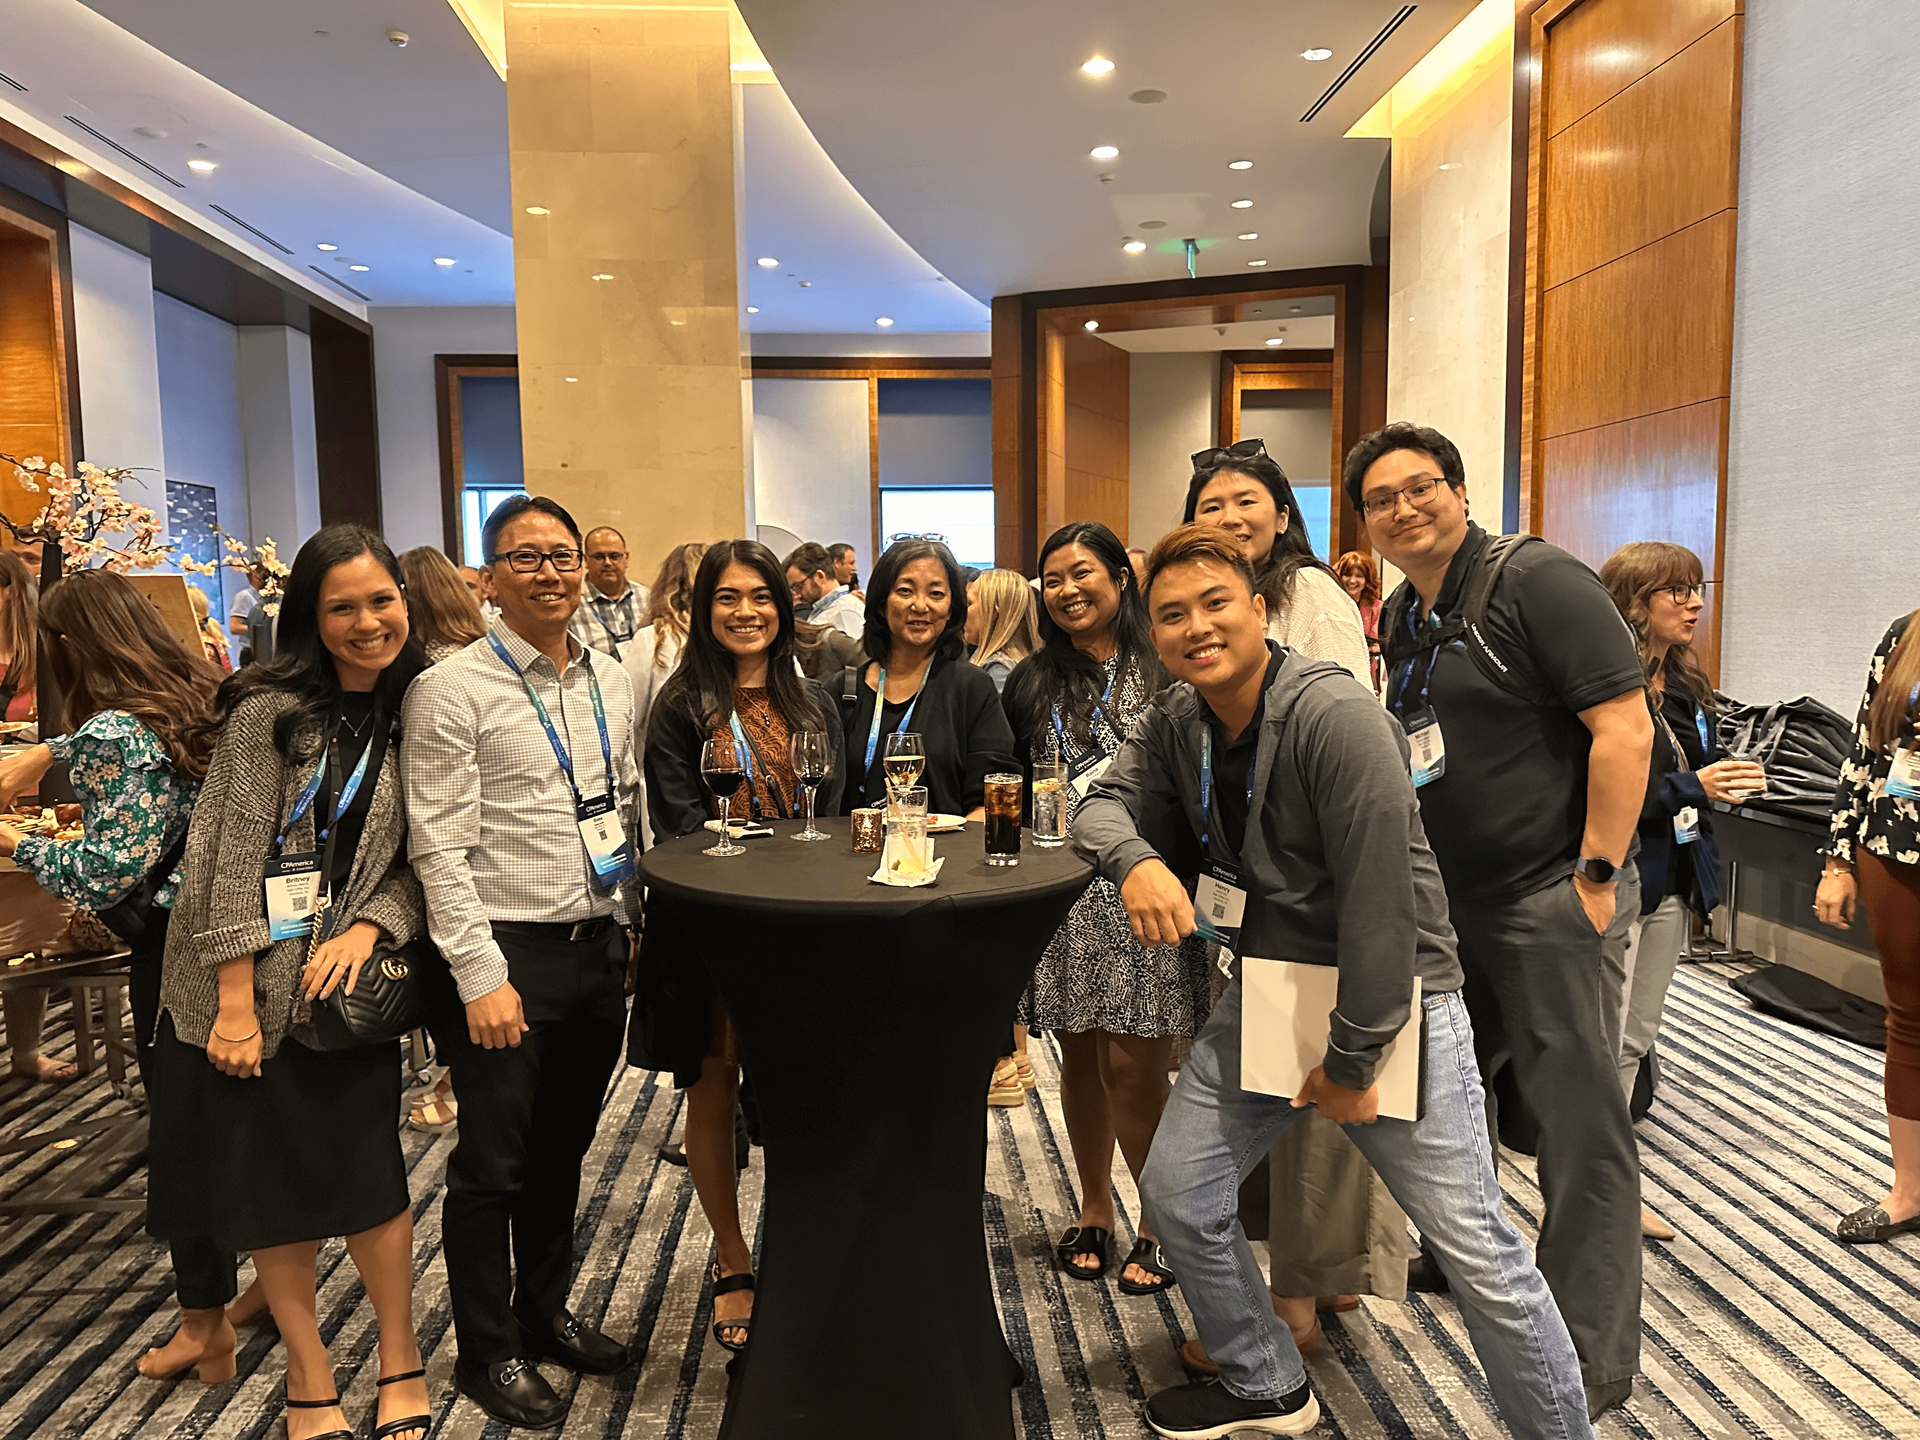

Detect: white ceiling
[733, 0, 1476, 298]
[1098, 315, 1338, 353]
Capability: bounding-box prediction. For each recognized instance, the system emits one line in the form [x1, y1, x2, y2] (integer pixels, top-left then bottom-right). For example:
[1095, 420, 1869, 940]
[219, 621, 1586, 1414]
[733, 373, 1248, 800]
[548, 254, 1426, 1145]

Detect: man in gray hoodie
[1074, 525, 1592, 1440]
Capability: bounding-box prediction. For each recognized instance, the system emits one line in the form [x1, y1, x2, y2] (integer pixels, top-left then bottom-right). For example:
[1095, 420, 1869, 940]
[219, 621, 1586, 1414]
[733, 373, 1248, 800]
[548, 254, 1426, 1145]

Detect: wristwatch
[1574, 855, 1616, 885]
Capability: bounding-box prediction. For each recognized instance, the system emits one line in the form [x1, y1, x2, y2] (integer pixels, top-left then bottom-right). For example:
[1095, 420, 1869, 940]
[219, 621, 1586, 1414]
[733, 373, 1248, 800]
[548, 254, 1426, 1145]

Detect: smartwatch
[1574, 855, 1616, 885]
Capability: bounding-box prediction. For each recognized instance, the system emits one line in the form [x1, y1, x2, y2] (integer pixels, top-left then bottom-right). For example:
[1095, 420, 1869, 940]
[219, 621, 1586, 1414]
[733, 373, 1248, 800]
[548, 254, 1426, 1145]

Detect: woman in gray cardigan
[151, 526, 433, 1440]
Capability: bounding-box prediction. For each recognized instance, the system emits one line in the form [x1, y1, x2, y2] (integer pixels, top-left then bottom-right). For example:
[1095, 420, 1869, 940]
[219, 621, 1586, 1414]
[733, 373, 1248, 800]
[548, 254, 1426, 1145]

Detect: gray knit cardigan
[160, 689, 425, 1057]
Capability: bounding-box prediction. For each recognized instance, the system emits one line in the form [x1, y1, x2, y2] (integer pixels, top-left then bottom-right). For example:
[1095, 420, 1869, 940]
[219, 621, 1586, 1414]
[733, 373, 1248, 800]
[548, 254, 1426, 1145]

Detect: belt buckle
[568, 918, 601, 943]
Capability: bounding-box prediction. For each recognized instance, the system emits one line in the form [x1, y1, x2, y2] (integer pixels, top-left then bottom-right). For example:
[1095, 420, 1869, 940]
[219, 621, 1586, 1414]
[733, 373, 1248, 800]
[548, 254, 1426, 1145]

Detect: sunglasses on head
[1190, 437, 1267, 469]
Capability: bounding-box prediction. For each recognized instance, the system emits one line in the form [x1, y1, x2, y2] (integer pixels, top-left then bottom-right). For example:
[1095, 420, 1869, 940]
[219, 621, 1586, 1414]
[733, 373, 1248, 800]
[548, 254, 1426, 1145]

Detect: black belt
[493, 916, 621, 945]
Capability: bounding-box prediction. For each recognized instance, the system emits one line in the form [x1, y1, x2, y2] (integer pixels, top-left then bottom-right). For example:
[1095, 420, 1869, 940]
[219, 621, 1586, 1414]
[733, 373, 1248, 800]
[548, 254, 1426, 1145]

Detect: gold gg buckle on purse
[378, 953, 410, 982]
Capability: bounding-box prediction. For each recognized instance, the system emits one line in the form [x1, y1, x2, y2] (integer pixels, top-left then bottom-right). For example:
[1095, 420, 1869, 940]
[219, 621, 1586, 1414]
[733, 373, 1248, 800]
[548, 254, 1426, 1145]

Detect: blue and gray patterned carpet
[1, 961, 1917, 1438]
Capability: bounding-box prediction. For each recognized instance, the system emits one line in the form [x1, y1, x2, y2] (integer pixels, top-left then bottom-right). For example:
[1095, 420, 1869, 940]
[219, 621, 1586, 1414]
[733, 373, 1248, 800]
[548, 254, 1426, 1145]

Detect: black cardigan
[1632, 682, 1722, 917]
[837, 655, 1017, 815]
[644, 679, 847, 844]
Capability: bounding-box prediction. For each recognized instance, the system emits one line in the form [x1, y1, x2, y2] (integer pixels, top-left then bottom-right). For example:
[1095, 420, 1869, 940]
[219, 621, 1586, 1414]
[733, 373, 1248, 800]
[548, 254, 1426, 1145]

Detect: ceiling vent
[0, 73, 27, 93]
[309, 266, 372, 302]
[209, 204, 293, 255]
[1299, 6, 1418, 124]
[63, 116, 183, 187]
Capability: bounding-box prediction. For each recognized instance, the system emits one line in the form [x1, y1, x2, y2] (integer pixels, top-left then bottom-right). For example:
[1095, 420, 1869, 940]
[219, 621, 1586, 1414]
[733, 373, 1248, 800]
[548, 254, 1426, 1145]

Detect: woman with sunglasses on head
[840, 539, 1017, 820]
[1599, 543, 1761, 1243]
[1181, 440, 1401, 1362]
[634, 539, 845, 1352]
[0, 569, 225, 1382]
[1005, 522, 1210, 1294]
[149, 525, 433, 1440]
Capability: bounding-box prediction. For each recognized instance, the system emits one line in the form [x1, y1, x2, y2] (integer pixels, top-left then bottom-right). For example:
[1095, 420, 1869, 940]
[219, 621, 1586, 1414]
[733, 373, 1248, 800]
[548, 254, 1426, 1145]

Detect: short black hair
[1341, 422, 1466, 515]
[862, 538, 968, 667]
[827, 542, 856, 562]
[783, 542, 834, 581]
[482, 494, 582, 562]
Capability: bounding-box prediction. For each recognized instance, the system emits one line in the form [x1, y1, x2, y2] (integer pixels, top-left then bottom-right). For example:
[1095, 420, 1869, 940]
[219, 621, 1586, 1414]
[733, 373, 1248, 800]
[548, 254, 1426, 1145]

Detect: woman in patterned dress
[1817, 609, 1920, 1245]
[1004, 521, 1209, 1294]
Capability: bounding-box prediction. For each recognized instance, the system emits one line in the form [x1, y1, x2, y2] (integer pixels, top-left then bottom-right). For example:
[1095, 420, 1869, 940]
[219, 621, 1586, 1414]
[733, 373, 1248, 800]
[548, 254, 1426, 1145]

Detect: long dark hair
[656, 539, 824, 734]
[862, 539, 969, 668]
[39, 568, 223, 780]
[0, 548, 38, 696]
[209, 525, 428, 758]
[1008, 522, 1164, 750]
[1182, 447, 1334, 613]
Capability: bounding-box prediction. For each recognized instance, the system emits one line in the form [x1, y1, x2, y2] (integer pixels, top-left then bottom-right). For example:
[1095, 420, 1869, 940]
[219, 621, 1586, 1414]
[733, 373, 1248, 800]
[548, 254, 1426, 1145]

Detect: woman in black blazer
[839, 539, 1017, 819]
[635, 539, 843, 1354]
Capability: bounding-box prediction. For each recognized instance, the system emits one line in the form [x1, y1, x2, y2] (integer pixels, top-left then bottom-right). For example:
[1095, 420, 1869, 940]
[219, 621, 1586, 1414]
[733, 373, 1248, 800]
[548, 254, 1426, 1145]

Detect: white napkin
[868, 829, 942, 886]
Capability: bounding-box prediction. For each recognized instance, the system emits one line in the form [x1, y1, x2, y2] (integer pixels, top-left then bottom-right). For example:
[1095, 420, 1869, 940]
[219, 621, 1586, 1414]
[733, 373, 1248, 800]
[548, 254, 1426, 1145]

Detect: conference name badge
[577, 793, 637, 885]
[1889, 748, 1920, 801]
[1069, 749, 1113, 799]
[1194, 860, 1247, 953]
[263, 852, 323, 941]
[1402, 709, 1446, 788]
[1673, 805, 1701, 844]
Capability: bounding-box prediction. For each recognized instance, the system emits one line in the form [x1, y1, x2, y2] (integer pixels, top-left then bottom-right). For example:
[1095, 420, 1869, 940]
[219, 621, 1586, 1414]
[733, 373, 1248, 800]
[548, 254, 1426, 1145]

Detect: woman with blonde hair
[964, 567, 1039, 694]
[622, 541, 708, 751]
[185, 585, 234, 674]
[397, 547, 488, 662]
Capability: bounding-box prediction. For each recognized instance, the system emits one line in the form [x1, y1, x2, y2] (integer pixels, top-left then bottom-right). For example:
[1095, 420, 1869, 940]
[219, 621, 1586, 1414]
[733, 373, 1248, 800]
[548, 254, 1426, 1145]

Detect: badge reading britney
[1194, 859, 1248, 952]
[1673, 805, 1701, 844]
[577, 793, 637, 885]
[1402, 709, 1446, 788]
[264, 852, 323, 941]
[1068, 749, 1112, 799]
[1889, 749, 1920, 801]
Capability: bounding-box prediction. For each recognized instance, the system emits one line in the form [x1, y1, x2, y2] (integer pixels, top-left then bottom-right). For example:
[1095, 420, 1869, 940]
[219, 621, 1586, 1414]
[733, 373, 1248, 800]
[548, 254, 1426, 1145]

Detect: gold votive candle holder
[851, 807, 885, 852]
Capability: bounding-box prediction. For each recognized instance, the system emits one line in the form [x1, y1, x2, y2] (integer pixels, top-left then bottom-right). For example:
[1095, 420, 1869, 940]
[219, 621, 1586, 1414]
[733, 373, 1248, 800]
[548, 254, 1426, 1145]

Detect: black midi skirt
[146, 1014, 409, 1252]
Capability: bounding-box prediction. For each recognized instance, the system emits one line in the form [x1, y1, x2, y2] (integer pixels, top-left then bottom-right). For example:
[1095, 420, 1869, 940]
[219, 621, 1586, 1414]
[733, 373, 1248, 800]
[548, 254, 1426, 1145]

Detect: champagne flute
[882, 731, 926, 810]
[791, 730, 831, 842]
[701, 735, 747, 857]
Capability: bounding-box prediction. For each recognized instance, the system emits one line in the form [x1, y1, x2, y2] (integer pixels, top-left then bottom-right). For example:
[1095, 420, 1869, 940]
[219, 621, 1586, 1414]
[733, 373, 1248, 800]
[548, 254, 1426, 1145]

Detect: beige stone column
[505, 0, 748, 576]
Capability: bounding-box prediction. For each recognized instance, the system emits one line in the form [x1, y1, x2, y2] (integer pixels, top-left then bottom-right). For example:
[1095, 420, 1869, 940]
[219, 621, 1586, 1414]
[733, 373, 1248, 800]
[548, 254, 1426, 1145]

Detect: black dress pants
[1450, 869, 1641, 1391]
[130, 910, 239, 1311]
[438, 921, 627, 1363]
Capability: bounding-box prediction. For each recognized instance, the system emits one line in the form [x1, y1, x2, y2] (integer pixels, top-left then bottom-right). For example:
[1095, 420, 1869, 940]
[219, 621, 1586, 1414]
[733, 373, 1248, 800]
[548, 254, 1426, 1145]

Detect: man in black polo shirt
[1348, 422, 1652, 1419]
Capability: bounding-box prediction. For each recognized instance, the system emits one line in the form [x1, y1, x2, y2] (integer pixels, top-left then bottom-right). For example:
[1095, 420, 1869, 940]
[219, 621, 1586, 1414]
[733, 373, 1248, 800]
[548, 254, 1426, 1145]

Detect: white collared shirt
[804, 584, 864, 640]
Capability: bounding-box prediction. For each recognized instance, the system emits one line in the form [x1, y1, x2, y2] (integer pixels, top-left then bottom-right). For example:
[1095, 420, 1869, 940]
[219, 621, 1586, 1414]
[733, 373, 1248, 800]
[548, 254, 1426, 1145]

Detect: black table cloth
[639, 816, 1092, 1440]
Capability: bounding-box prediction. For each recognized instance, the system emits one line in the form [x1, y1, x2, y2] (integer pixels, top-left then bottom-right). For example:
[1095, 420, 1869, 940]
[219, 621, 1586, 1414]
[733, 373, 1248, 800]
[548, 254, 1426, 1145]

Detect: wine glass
[700, 736, 747, 857]
[790, 730, 831, 842]
[882, 731, 926, 811]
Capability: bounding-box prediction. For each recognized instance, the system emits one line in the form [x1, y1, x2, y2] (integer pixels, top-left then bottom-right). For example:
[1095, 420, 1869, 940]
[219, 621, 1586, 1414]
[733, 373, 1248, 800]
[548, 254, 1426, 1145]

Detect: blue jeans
[1141, 983, 1596, 1440]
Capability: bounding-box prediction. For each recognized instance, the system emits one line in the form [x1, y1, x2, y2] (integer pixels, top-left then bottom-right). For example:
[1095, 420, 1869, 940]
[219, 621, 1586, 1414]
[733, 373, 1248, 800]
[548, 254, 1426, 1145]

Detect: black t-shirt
[319, 692, 382, 892]
[1201, 648, 1281, 864]
[1386, 523, 1644, 904]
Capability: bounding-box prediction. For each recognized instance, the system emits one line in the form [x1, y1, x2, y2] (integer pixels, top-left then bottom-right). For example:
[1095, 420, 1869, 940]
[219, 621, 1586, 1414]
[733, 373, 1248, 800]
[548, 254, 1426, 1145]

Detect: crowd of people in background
[5, 414, 1919, 1440]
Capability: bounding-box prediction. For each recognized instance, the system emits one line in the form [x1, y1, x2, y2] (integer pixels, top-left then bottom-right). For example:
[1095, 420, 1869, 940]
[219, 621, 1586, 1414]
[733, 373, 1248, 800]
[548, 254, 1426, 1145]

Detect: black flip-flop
[1055, 1225, 1112, 1281]
[1116, 1236, 1176, 1296]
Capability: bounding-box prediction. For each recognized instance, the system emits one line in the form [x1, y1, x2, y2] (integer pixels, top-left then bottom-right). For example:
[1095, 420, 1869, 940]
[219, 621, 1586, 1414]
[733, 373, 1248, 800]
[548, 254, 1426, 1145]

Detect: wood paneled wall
[0, 208, 71, 529]
[1519, 0, 1742, 674]
[1062, 332, 1129, 543]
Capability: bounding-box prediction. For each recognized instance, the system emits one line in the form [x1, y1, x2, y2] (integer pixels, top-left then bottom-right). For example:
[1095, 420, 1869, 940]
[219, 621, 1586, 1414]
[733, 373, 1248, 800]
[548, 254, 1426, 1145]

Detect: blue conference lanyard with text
[263, 729, 376, 942]
[1194, 728, 1255, 953]
[1890, 683, 1920, 800]
[1392, 610, 1447, 788]
[728, 710, 795, 819]
[1051, 667, 1120, 796]
[488, 633, 636, 886]
[863, 664, 930, 774]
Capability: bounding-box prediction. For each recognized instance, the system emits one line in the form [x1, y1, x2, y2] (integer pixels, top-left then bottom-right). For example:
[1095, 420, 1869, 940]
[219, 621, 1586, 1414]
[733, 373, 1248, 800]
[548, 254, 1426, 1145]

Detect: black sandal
[1054, 1225, 1112, 1281]
[709, 1260, 755, 1352]
[1116, 1236, 1176, 1295]
[285, 1393, 353, 1440]
[371, 1368, 431, 1440]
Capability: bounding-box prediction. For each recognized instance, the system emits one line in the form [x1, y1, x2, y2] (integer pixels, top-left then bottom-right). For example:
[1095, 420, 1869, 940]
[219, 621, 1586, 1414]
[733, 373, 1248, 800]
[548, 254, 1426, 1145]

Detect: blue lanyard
[1198, 727, 1257, 854]
[278, 726, 375, 850]
[488, 632, 613, 804]
[1694, 703, 1712, 755]
[863, 664, 930, 772]
[592, 593, 633, 648]
[1049, 666, 1119, 758]
[1390, 606, 1446, 717]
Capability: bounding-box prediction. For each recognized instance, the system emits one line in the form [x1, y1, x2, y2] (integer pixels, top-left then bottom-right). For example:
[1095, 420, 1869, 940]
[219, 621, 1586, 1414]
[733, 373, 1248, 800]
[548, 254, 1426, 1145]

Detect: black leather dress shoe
[534, 1310, 631, 1375]
[453, 1357, 567, 1431]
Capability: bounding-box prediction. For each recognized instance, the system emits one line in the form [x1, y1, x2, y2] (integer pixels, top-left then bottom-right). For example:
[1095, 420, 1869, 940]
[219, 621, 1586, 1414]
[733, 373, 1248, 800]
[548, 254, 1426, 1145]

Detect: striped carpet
[2, 960, 1917, 1439]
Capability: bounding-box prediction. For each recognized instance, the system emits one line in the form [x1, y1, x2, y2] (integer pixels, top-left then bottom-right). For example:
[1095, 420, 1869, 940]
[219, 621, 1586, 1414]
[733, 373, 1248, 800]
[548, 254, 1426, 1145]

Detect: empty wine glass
[701, 735, 746, 857]
[791, 730, 831, 841]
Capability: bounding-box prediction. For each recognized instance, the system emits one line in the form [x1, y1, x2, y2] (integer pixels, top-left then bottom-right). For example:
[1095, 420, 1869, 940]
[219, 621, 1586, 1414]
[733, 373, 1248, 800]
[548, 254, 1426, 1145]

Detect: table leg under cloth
[692, 887, 1083, 1440]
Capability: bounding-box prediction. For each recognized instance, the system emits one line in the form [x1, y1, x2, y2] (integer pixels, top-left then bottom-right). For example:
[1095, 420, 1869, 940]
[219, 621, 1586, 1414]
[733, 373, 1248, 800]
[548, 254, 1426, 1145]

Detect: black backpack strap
[1456, 533, 1554, 706]
[839, 664, 861, 709]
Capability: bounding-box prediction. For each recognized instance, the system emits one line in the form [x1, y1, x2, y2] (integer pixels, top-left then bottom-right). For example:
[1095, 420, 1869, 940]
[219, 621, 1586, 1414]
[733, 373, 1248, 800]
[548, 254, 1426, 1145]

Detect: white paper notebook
[1241, 958, 1424, 1122]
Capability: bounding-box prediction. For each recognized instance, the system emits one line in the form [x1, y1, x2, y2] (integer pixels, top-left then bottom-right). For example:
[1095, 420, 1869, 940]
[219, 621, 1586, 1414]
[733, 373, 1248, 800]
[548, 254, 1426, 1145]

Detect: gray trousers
[1618, 895, 1688, 1099]
[1451, 868, 1642, 1392]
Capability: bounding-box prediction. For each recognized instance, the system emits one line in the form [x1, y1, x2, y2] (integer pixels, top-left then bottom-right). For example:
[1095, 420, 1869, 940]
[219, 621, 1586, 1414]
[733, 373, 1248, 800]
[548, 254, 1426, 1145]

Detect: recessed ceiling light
[875, 316, 894, 327]
[1082, 56, 1114, 75]
[1265, 336, 1285, 346]
[1230, 198, 1254, 209]
[1237, 232, 1259, 241]
[1301, 47, 1333, 61]
[565, 376, 578, 383]
[525, 206, 549, 215]
[1289, 305, 1302, 313]
[349, 264, 370, 272]
[1122, 239, 1147, 254]
[435, 257, 456, 266]
[747, 305, 759, 313]
[186, 158, 217, 173]
[1089, 145, 1119, 160]
[798, 280, 811, 288]
[756, 256, 779, 268]
[1138, 219, 1167, 229]
[1129, 88, 1166, 104]
[1228, 159, 1253, 171]
[1084, 319, 1100, 331]
[1247, 259, 1268, 267]
[316, 243, 338, 252]
[1439, 162, 1461, 171]
[591, 272, 614, 280]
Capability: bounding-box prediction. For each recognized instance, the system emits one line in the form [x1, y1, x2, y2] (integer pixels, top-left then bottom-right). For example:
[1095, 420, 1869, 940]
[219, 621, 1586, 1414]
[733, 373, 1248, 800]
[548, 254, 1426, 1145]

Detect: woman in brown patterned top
[635, 539, 844, 1351]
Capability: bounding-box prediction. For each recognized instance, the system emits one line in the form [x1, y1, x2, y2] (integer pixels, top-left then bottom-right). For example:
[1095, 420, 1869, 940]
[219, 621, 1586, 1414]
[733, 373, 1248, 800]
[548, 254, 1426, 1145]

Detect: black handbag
[96, 829, 190, 942]
[301, 933, 431, 1051]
